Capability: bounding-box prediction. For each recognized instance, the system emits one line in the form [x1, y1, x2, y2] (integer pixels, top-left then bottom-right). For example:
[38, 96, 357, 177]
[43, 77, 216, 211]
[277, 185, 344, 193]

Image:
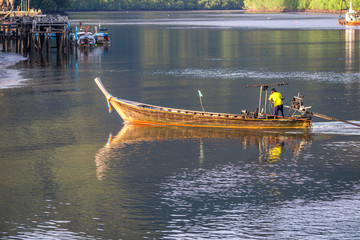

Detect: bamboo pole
[284, 105, 360, 128]
[310, 111, 360, 128]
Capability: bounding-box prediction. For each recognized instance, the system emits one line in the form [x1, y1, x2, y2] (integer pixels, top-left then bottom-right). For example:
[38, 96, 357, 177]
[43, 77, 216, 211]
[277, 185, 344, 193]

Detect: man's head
[271, 88, 277, 93]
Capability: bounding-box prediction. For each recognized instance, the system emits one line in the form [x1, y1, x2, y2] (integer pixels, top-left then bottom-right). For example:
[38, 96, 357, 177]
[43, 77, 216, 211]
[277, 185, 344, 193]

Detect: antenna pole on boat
[258, 86, 263, 114]
[264, 87, 268, 113]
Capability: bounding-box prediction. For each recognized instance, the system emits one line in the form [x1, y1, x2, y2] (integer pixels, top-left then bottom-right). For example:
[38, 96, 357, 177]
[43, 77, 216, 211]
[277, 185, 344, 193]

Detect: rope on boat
[107, 94, 113, 113]
[94, 77, 113, 113]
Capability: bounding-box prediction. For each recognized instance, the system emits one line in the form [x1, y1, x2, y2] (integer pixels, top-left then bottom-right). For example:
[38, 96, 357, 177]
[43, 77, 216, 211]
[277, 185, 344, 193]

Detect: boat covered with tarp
[94, 32, 111, 45]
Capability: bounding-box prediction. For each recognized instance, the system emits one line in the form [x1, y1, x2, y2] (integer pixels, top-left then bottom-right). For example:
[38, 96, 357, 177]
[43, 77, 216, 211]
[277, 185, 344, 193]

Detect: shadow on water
[95, 123, 318, 181]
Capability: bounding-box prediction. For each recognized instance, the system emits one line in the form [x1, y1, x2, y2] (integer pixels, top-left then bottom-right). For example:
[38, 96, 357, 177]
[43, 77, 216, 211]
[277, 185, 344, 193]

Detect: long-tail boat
[94, 77, 313, 129]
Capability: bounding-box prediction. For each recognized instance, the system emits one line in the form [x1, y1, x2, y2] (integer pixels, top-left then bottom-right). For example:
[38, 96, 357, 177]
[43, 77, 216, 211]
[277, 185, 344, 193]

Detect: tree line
[17, 0, 359, 12]
[244, 0, 358, 12]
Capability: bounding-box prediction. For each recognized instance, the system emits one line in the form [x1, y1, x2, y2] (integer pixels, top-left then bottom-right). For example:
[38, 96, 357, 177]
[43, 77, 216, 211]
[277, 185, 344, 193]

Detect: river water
[1, 12, 360, 239]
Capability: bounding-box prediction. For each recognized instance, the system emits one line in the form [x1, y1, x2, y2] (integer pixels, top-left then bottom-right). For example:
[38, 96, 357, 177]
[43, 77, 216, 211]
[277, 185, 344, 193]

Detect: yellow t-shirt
[268, 92, 283, 106]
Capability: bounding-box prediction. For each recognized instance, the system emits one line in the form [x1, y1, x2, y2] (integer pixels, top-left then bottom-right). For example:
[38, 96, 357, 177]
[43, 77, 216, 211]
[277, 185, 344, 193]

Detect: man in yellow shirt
[268, 88, 284, 117]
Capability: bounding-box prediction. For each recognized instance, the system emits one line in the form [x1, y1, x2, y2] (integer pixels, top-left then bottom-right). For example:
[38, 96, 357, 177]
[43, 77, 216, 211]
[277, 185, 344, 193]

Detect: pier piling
[1, 13, 70, 61]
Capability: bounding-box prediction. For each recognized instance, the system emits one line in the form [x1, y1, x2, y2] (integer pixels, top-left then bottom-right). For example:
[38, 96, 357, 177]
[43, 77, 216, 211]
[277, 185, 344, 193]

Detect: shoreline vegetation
[23, 0, 357, 13]
[64, 9, 340, 14]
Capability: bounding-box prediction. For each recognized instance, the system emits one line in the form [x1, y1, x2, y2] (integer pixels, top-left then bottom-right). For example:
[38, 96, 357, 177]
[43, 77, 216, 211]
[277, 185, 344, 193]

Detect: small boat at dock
[94, 78, 313, 129]
[77, 33, 96, 47]
[94, 32, 111, 45]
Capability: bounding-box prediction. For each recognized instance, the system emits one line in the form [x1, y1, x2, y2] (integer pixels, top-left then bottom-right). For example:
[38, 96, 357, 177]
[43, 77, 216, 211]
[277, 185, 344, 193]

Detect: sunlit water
[1, 12, 360, 239]
[0, 52, 28, 88]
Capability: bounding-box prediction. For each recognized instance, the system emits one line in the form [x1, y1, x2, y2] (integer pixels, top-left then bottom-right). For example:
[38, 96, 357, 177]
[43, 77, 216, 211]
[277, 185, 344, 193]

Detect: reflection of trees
[135, 29, 345, 71]
[95, 124, 313, 181]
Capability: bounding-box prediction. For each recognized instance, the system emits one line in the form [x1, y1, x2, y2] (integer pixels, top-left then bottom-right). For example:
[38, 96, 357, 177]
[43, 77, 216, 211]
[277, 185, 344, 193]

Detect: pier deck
[0, 13, 69, 59]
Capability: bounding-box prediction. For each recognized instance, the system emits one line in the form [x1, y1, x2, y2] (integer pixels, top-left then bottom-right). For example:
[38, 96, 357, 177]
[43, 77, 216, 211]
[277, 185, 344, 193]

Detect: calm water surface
[1, 12, 360, 239]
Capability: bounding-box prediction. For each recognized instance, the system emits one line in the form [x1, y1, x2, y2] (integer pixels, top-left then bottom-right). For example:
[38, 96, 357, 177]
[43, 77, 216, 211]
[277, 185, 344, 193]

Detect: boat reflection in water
[94, 124, 314, 181]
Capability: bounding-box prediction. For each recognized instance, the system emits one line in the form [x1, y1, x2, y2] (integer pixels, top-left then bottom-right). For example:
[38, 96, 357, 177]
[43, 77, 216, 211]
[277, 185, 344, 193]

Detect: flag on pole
[198, 90, 205, 112]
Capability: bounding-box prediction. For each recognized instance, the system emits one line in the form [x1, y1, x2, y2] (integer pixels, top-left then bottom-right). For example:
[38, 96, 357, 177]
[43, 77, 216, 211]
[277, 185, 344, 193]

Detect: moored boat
[339, 0, 360, 25]
[94, 32, 111, 45]
[94, 77, 312, 129]
[77, 33, 96, 47]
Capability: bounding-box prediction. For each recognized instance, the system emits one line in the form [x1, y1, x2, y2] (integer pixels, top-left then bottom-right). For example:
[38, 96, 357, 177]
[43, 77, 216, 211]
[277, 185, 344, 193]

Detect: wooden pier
[0, 13, 70, 61]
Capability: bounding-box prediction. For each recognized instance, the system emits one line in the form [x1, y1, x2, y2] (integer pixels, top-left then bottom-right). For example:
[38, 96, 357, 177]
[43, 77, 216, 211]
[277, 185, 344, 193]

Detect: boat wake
[0, 52, 28, 89]
[153, 68, 360, 83]
[311, 121, 360, 136]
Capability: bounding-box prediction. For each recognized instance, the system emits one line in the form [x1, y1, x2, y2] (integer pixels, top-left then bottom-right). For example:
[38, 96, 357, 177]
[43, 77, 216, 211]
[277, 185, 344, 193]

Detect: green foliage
[297, 0, 310, 9]
[40, 0, 57, 11]
[198, 0, 242, 9]
[20, 0, 71, 12]
[63, 0, 242, 10]
[243, 0, 359, 11]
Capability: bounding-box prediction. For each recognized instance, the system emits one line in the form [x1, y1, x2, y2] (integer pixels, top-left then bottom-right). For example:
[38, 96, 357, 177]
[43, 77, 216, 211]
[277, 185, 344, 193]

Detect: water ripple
[312, 121, 360, 136]
[158, 165, 360, 239]
[152, 68, 360, 83]
[0, 52, 28, 89]
[2, 220, 98, 240]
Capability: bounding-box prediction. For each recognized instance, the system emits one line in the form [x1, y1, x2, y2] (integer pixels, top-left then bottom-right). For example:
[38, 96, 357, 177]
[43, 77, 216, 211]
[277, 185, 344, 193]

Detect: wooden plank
[246, 82, 288, 88]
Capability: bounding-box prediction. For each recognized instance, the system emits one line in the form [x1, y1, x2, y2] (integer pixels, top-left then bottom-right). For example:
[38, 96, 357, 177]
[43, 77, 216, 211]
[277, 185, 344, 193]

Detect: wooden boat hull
[339, 18, 360, 25]
[95, 78, 312, 129]
[111, 98, 311, 129]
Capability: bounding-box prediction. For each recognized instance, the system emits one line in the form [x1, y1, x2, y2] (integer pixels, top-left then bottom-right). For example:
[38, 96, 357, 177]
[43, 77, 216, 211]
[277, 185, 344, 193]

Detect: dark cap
[271, 88, 276, 92]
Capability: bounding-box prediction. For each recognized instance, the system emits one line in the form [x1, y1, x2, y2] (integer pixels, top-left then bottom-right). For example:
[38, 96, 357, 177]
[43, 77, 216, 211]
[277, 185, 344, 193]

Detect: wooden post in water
[2, 25, 5, 52]
[7, 24, 11, 52]
[6, 24, 10, 52]
[56, 32, 63, 64]
[4, 24, 7, 52]
[0, 14, 70, 60]
[47, 28, 51, 62]
[19, 23, 23, 54]
[30, 30, 35, 60]
[15, 25, 19, 53]
[40, 32, 45, 54]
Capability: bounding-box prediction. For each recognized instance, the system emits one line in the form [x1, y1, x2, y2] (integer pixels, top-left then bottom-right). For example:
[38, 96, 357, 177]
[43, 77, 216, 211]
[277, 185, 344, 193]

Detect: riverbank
[245, 9, 340, 14]
[65, 9, 341, 15]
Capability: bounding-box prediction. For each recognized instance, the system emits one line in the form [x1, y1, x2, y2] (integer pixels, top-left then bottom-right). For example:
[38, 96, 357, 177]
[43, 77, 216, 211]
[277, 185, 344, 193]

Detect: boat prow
[94, 77, 312, 129]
